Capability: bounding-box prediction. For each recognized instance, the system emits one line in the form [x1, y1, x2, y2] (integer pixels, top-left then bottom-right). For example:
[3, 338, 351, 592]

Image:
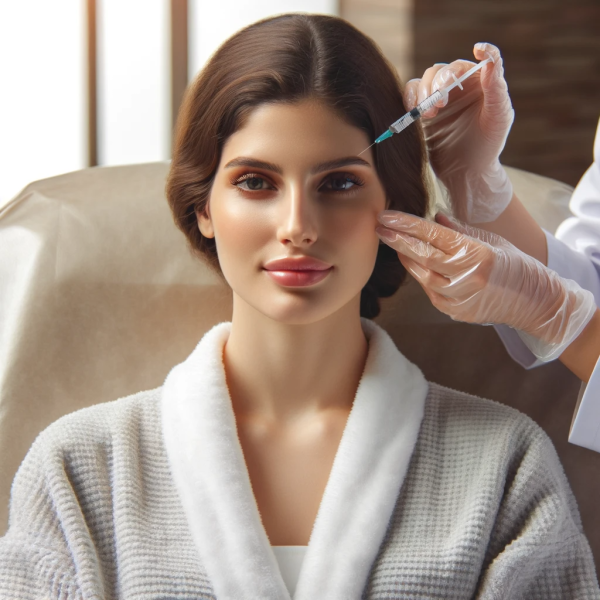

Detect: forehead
[219, 100, 374, 169]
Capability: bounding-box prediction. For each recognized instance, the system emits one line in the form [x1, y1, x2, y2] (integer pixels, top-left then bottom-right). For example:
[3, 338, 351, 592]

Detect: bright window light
[97, 0, 170, 166]
[189, 0, 339, 78]
[0, 1, 86, 206]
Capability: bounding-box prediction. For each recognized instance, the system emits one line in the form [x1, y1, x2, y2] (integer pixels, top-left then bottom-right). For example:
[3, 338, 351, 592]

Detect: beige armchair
[1, 163, 599, 569]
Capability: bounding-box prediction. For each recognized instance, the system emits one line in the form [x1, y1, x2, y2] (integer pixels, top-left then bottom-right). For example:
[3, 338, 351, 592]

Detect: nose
[276, 184, 318, 247]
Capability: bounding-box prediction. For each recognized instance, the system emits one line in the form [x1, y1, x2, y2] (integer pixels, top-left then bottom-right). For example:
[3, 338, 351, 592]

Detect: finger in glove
[375, 226, 448, 265]
[378, 210, 478, 256]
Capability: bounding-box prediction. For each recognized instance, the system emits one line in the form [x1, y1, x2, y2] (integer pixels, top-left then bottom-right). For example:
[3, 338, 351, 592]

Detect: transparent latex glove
[376, 211, 597, 362]
[405, 43, 514, 223]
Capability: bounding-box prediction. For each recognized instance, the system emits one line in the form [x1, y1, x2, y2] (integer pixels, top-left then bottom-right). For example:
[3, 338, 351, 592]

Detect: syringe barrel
[389, 113, 415, 134]
[389, 89, 444, 134]
[378, 59, 490, 143]
[416, 90, 444, 114]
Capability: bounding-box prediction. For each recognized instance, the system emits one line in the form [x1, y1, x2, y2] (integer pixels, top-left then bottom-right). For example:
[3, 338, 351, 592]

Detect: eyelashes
[320, 173, 365, 192]
[230, 172, 365, 195]
[232, 173, 275, 192]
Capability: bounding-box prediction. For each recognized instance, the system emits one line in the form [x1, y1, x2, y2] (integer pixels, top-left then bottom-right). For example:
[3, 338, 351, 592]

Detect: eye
[320, 173, 364, 193]
[233, 173, 275, 192]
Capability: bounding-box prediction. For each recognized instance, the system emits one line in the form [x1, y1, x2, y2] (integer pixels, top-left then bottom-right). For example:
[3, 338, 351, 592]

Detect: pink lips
[263, 256, 333, 287]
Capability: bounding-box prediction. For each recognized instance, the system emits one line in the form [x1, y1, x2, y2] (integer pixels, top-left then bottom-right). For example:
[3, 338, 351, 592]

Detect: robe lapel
[161, 323, 288, 600]
[294, 319, 428, 599]
[161, 320, 428, 600]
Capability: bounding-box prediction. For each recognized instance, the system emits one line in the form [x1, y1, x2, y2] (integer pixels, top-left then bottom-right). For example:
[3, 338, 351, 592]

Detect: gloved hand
[405, 43, 514, 223]
[376, 210, 597, 362]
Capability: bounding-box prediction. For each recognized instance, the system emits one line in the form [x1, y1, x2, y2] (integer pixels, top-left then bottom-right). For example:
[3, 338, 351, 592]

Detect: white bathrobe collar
[161, 319, 428, 600]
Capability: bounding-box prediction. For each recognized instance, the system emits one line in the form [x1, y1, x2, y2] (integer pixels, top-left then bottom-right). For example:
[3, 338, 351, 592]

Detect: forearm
[473, 194, 600, 379]
[559, 308, 600, 382]
[472, 193, 548, 265]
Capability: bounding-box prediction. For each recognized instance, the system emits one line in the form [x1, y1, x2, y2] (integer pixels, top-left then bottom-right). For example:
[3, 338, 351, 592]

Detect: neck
[224, 296, 368, 422]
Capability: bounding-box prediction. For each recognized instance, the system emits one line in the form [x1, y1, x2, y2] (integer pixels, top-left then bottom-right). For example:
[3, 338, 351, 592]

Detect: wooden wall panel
[413, 0, 600, 186]
[340, 0, 414, 83]
[87, 0, 98, 167]
[171, 0, 188, 137]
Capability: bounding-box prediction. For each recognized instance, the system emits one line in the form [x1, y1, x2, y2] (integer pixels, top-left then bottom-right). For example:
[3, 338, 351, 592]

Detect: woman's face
[198, 100, 387, 325]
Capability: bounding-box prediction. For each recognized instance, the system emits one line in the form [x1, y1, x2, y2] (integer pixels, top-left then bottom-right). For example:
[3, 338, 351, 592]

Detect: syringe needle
[358, 142, 375, 156]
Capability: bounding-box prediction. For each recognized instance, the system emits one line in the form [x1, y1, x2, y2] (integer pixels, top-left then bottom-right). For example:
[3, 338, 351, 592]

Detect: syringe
[361, 54, 494, 154]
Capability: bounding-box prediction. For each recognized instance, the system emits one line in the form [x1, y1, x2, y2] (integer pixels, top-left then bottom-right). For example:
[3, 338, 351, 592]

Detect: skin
[474, 194, 548, 265]
[197, 99, 387, 545]
[558, 308, 600, 383]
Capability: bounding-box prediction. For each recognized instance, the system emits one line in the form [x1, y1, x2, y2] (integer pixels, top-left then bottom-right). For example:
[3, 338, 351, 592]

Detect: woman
[0, 15, 597, 599]
[376, 44, 600, 451]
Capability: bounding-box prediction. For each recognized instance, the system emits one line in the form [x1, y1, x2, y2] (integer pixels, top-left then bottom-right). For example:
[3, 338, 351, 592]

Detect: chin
[245, 289, 362, 326]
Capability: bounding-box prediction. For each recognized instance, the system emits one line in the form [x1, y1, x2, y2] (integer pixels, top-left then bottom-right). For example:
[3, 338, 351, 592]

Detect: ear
[196, 206, 215, 239]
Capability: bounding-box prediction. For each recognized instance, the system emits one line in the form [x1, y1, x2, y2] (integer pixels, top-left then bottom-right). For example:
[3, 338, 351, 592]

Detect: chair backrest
[0, 163, 232, 535]
[2, 162, 598, 573]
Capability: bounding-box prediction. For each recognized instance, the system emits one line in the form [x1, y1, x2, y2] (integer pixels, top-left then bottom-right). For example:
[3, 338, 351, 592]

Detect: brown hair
[167, 13, 429, 318]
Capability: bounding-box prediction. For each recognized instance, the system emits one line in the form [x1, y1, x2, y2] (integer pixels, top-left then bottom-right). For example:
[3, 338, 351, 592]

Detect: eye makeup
[232, 173, 275, 192]
[230, 170, 366, 197]
[319, 173, 365, 193]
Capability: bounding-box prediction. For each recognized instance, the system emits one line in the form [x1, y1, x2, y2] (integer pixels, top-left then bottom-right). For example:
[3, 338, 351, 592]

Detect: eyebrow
[223, 156, 372, 174]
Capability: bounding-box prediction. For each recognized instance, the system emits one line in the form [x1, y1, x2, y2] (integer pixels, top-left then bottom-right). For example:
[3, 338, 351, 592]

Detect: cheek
[210, 195, 270, 264]
[325, 199, 383, 250]
[350, 223, 381, 266]
[346, 194, 385, 269]
[324, 209, 382, 280]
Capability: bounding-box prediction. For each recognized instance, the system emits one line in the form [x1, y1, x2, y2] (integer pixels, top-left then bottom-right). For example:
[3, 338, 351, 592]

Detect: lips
[263, 256, 333, 287]
[264, 256, 332, 271]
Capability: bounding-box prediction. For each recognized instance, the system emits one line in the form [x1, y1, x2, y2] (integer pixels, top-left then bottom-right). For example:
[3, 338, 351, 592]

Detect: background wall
[414, 0, 600, 187]
[341, 0, 600, 187]
[2, 0, 598, 204]
[340, 0, 413, 82]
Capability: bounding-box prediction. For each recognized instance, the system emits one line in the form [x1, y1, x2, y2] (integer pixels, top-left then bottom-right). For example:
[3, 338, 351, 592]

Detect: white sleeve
[554, 117, 600, 301]
[569, 355, 600, 452]
[546, 228, 600, 304]
[493, 324, 541, 369]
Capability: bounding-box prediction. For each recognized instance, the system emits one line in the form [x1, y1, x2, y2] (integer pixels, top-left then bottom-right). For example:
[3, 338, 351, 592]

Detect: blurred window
[189, 0, 338, 76]
[97, 0, 170, 166]
[0, 0, 338, 207]
[0, 1, 86, 206]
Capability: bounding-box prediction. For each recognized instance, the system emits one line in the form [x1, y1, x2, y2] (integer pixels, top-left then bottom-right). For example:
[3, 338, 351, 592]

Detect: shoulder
[421, 382, 555, 471]
[24, 387, 163, 467]
[425, 381, 542, 433]
[413, 383, 580, 527]
[8, 388, 166, 535]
